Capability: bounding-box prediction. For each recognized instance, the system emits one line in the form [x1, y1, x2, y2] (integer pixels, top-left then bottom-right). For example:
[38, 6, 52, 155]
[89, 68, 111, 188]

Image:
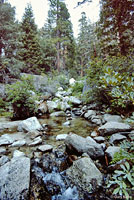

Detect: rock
[63, 121, 71, 126]
[65, 133, 104, 159]
[91, 117, 102, 125]
[13, 150, 25, 158]
[0, 147, 7, 155]
[47, 100, 60, 113]
[69, 96, 82, 105]
[0, 155, 9, 166]
[29, 136, 42, 146]
[11, 140, 26, 147]
[0, 120, 20, 133]
[105, 146, 120, 159]
[84, 110, 96, 119]
[103, 114, 122, 123]
[18, 117, 43, 133]
[0, 134, 15, 146]
[37, 144, 53, 152]
[38, 102, 48, 114]
[91, 131, 98, 137]
[56, 134, 68, 141]
[66, 157, 103, 193]
[86, 136, 97, 144]
[0, 155, 30, 199]
[109, 133, 127, 144]
[55, 90, 67, 98]
[69, 78, 76, 85]
[25, 130, 41, 139]
[98, 122, 131, 136]
[58, 87, 64, 91]
[94, 136, 105, 143]
[50, 111, 66, 117]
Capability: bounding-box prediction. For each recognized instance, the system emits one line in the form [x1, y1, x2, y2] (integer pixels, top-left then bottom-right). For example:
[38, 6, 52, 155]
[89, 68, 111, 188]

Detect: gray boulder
[38, 102, 48, 114]
[18, 117, 43, 133]
[47, 100, 60, 113]
[69, 96, 82, 105]
[103, 114, 122, 123]
[56, 134, 68, 141]
[109, 133, 127, 144]
[0, 155, 30, 199]
[84, 110, 96, 119]
[65, 133, 104, 159]
[0, 134, 15, 146]
[29, 136, 42, 146]
[37, 144, 53, 152]
[11, 139, 26, 147]
[105, 146, 120, 159]
[66, 157, 103, 193]
[98, 122, 131, 136]
[0, 155, 9, 167]
[0, 120, 20, 133]
[50, 111, 66, 117]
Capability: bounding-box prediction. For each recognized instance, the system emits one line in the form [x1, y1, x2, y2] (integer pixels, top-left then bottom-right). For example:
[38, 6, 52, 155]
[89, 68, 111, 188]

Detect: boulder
[94, 136, 105, 143]
[11, 139, 26, 147]
[0, 155, 30, 200]
[0, 147, 7, 155]
[103, 114, 122, 123]
[69, 78, 76, 86]
[109, 133, 127, 144]
[56, 134, 68, 141]
[98, 122, 131, 136]
[0, 155, 9, 167]
[0, 134, 15, 146]
[0, 120, 20, 133]
[29, 136, 42, 146]
[66, 157, 103, 193]
[105, 146, 120, 159]
[13, 150, 25, 158]
[65, 133, 104, 159]
[84, 110, 96, 119]
[37, 144, 53, 152]
[38, 102, 48, 114]
[69, 96, 82, 105]
[47, 100, 60, 113]
[18, 117, 43, 133]
[50, 111, 66, 117]
[25, 130, 41, 139]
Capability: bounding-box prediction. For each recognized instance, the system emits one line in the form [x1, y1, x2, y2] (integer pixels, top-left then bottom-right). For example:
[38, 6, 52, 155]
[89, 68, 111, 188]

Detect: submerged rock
[0, 155, 30, 200]
[66, 157, 103, 193]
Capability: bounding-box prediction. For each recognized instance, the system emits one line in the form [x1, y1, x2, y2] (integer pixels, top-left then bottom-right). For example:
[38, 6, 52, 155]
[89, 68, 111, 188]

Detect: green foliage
[71, 81, 84, 97]
[20, 4, 43, 74]
[107, 161, 134, 199]
[111, 140, 134, 164]
[6, 75, 38, 119]
[100, 56, 134, 113]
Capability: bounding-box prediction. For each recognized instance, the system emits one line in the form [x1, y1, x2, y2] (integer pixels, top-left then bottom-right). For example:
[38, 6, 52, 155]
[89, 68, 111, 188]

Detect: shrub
[71, 81, 84, 97]
[6, 75, 38, 120]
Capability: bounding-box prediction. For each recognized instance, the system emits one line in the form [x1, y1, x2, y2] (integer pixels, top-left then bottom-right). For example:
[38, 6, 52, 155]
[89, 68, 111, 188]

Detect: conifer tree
[44, 0, 76, 72]
[98, 0, 134, 56]
[20, 4, 43, 73]
[77, 12, 97, 76]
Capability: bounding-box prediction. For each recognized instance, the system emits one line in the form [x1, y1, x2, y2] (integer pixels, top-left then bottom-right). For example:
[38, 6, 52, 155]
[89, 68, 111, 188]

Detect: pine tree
[44, 0, 76, 72]
[0, 1, 22, 83]
[98, 0, 134, 56]
[20, 4, 43, 73]
[77, 12, 97, 76]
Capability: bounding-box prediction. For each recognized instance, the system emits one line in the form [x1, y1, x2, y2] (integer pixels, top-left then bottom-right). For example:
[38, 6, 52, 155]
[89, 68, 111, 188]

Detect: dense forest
[0, 1, 134, 199]
[0, 0, 134, 114]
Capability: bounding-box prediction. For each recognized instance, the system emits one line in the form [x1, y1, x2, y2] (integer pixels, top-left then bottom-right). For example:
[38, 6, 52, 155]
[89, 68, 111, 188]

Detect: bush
[6, 75, 38, 120]
[71, 81, 84, 97]
[85, 56, 134, 114]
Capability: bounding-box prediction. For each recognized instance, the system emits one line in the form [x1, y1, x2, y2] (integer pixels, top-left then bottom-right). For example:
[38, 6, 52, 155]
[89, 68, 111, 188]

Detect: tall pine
[20, 4, 43, 73]
[97, 0, 134, 56]
[43, 0, 76, 72]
